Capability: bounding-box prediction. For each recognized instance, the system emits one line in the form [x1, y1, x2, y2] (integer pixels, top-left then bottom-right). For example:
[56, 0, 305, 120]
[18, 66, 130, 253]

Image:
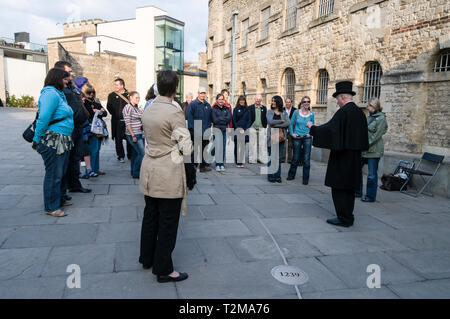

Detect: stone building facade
[207, 0, 450, 196]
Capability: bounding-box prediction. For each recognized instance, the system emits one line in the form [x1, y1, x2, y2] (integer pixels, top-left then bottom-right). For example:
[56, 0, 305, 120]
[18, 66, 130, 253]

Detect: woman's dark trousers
[139, 196, 182, 276]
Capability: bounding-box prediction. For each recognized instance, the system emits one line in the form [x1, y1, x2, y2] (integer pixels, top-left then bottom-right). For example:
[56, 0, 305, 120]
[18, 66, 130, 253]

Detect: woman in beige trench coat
[138, 70, 192, 283]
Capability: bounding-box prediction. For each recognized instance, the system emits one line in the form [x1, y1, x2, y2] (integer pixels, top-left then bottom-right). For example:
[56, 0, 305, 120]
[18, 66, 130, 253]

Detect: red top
[212, 101, 233, 128]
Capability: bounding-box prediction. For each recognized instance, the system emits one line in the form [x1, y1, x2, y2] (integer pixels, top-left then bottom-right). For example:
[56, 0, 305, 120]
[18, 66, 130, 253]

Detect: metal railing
[0, 37, 47, 52]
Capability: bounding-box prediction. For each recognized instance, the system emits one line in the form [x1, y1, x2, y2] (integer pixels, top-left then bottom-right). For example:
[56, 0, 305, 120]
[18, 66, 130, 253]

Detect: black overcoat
[310, 102, 369, 189]
[106, 90, 129, 140]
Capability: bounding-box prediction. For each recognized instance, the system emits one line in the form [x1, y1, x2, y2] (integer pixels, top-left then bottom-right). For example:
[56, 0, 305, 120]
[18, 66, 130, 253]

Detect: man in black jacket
[282, 97, 296, 163]
[54, 61, 91, 194]
[307, 81, 368, 227]
[248, 94, 267, 164]
[107, 78, 132, 162]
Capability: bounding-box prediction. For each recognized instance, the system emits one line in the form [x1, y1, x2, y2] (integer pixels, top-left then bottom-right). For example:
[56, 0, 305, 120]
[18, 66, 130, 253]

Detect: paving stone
[208, 193, 246, 205]
[181, 219, 252, 239]
[179, 206, 206, 220]
[186, 194, 215, 206]
[275, 194, 317, 204]
[286, 257, 348, 294]
[379, 225, 450, 250]
[0, 247, 51, 280]
[115, 241, 141, 272]
[0, 276, 66, 299]
[397, 198, 450, 214]
[0, 195, 24, 209]
[41, 244, 115, 277]
[56, 207, 111, 224]
[256, 185, 305, 194]
[240, 217, 270, 236]
[176, 261, 295, 298]
[196, 184, 233, 194]
[0, 209, 57, 227]
[2, 224, 98, 248]
[274, 234, 323, 258]
[329, 215, 397, 233]
[110, 206, 138, 223]
[0, 228, 15, 247]
[83, 184, 110, 195]
[264, 217, 338, 235]
[370, 211, 450, 229]
[0, 176, 43, 186]
[387, 250, 450, 280]
[172, 239, 206, 267]
[255, 203, 334, 219]
[198, 205, 256, 219]
[317, 252, 424, 289]
[303, 287, 399, 299]
[64, 271, 178, 299]
[96, 222, 141, 244]
[226, 236, 285, 262]
[0, 185, 42, 195]
[388, 279, 450, 299]
[92, 194, 145, 207]
[109, 185, 141, 194]
[228, 185, 265, 194]
[302, 231, 408, 256]
[196, 237, 241, 265]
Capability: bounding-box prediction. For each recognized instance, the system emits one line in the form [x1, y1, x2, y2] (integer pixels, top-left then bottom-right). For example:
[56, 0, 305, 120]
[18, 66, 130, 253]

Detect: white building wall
[136, 6, 167, 98]
[85, 35, 136, 56]
[3, 57, 47, 102]
[96, 19, 137, 43]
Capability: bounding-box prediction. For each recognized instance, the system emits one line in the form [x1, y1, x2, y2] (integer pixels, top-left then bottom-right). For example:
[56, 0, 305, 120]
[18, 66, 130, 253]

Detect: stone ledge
[255, 39, 270, 48]
[278, 28, 300, 40]
[269, 12, 282, 23]
[207, 58, 215, 64]
[224, 52, 231, 59]
[381, 71, 426, 84]
[214, 40, 225, 48]
[308, 13, 339, 29]
[297, 0, 315, 9]
[248, 23, 259, 33]
[238, 46, 248, 54]
[350, 0, 388, 14]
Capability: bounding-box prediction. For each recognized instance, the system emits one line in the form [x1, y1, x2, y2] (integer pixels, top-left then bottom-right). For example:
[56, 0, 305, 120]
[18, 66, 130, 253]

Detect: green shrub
[6, 95, 35, 108]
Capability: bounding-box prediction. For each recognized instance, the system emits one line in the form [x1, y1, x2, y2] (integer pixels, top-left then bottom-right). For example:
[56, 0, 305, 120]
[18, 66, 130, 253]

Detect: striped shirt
[122, 104, 143, 135]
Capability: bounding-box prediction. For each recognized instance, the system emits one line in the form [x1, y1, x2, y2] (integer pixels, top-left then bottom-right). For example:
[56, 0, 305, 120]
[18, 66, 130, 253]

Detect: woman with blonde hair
[355, 97, 388, 202]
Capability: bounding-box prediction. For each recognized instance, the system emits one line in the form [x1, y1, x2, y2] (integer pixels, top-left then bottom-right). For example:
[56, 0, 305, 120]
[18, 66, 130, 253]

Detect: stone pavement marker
[0, 108, 449, 299]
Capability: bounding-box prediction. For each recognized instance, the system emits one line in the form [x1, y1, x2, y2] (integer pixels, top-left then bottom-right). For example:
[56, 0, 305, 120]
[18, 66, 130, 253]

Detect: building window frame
[260, 6, 271, 41]
[316, 69, 329, 105]
[433, 49, 450, 72]
[241, 18, 249, 48]
[318, 0, 335, 18]
[285, 0, 298, 31]
[208, 36, 214, 60]
[282, 68, 296, 103]
[363, 61, 382, 103]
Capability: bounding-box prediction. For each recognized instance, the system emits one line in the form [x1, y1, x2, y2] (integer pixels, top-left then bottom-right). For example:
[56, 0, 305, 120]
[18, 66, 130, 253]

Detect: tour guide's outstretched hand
[306, 121, 314, 129]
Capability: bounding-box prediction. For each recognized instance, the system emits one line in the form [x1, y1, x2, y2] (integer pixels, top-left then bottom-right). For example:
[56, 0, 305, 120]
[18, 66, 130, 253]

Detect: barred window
[363, 62, 382, 103]
[317, 69, 329, 105]
[433, 49, 450, 72]
[282, 68, 296, 103]
[261, 6, 271, 41]
[241, 19, 249, 48]
[319, 0, 335, 18]
[285, 0, 298, 30]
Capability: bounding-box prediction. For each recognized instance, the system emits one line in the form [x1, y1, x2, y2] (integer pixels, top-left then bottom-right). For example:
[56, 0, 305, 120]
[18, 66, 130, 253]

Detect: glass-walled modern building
[155, 16, 184, 100]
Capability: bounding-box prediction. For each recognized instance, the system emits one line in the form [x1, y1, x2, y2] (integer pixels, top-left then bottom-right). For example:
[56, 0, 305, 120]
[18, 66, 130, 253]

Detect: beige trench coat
[139, 96, 193, 216]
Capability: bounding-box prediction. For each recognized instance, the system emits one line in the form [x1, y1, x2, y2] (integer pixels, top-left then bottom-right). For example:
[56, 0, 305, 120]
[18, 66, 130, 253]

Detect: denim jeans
[126, 134, 145, 178]
[37, 143, 70, 212]
[355, 157, 380, 201]
[288, 137, 312, 182]
[213, 131, 227, 167]
[88, 135, 102, 173]
[267, 141, 285, 181]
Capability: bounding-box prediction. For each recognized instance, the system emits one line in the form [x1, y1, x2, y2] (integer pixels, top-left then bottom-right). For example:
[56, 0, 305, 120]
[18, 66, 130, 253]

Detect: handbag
[271, 128, 286, 144]
[91, 113, 105, 137]
[23, 112, 66, 143]
[380, 174, 407, 191]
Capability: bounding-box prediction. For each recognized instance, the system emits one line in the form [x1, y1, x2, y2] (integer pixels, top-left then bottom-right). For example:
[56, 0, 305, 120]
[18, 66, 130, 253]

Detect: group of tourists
[32, 60, 388, 283]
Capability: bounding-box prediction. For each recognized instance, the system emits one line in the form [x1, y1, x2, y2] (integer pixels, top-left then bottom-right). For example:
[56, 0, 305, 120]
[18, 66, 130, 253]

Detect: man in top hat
[306, 81, 368, 227]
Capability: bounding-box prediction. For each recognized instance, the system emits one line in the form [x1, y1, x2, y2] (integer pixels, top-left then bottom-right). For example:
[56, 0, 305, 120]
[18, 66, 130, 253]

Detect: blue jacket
[211, 105, 232, 132]
[289, 110, 315, 136]
[232, 106, 251, 130]
[187, 98, 212, 135]
[33, 86, 74, 143]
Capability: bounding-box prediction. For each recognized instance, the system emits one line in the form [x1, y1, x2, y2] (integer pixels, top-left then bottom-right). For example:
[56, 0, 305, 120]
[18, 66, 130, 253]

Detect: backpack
[380, 174, 407, 191]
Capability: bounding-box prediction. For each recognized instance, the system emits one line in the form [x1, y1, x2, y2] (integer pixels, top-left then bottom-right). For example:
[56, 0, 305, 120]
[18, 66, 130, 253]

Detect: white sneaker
[221, 166, 226, 171]
[216, 166, 221, 172]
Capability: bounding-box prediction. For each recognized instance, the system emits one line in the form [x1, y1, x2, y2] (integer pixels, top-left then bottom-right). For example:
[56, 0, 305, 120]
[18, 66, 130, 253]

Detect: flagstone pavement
[1, 107, 449, 299]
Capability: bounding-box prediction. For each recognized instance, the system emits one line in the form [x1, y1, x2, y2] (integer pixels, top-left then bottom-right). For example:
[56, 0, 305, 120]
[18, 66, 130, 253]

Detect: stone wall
[207, 0, 450, 156]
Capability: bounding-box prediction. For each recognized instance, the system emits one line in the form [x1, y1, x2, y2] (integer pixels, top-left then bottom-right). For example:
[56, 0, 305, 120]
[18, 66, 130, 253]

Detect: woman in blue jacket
[32, 68, 74, 217]
[211, 93, 232, 171]
[232, 95, 251, 168]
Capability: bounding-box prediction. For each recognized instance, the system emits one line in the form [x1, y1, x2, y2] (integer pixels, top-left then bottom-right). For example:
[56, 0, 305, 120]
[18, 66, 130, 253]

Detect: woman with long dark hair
[266, 95, 290, 183]
[32, 68, 75, 217]
[232, 95, 251, 168]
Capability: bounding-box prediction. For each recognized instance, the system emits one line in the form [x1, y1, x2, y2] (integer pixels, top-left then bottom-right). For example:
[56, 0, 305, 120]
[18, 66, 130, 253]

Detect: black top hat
[332, 81, 356, 98]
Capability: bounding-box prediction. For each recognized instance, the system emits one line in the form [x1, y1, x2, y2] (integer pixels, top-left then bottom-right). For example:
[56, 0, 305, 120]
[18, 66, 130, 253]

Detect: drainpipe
[230, 10, 239, 107]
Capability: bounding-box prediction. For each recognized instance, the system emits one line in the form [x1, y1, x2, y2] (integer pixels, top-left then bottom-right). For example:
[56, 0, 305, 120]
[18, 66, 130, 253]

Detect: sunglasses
[302, 100, 311, 104]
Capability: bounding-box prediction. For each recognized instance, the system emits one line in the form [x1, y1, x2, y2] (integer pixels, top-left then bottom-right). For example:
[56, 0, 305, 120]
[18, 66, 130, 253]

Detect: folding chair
[400, 152, 445, 197]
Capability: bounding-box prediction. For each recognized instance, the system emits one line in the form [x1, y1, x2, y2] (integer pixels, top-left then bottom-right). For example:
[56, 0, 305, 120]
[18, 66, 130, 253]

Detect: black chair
[400, 152, 445, 197]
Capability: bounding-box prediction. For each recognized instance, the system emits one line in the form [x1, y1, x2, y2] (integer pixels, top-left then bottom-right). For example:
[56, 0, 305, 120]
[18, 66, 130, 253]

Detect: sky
[0, 0, 208, 62]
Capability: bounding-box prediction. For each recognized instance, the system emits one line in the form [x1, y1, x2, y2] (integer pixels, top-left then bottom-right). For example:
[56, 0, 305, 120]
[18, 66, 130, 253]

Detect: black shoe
[302, 181, 308, 185]
[326, 218, 353, 227]
[65, 195, 72, 201]
[276, 179, 282, 183]
[298, 163, 304, 166]
[361, 197, 375, 202]
[268, 180, 276, 183]
[287, 176, 295, 181]
[354, 193, 362, 198]
[69, 187, 92, 193]
[157, 272, 188, 283]
[142, 264, 152, 270]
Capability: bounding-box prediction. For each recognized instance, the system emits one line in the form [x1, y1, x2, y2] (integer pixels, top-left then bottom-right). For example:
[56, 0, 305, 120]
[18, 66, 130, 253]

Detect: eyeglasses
[302, 100, 311, 104]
